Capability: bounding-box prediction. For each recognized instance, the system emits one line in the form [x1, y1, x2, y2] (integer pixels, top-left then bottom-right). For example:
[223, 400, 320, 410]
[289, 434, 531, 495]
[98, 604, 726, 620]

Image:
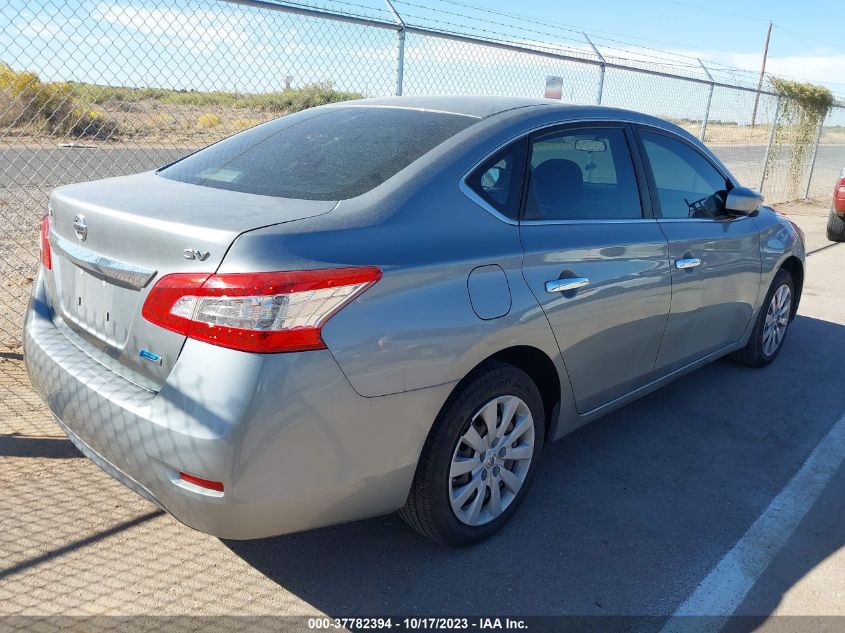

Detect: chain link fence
[1, 0, 844, 351]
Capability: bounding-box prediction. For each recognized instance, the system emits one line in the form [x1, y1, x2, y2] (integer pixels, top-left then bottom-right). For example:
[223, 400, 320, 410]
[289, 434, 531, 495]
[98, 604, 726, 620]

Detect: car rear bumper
[24, 271, 452, 539]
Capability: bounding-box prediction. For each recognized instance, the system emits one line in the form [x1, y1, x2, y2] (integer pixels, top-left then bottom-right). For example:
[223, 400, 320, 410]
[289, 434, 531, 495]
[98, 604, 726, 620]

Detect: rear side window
[525, 127, 642, 221]
[465, 139, 527, 220]
[158, 107, 477, 200]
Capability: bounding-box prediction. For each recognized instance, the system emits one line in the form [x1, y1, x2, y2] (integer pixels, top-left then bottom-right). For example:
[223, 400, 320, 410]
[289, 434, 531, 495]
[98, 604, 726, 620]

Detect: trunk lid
[46, 171, 336, 390]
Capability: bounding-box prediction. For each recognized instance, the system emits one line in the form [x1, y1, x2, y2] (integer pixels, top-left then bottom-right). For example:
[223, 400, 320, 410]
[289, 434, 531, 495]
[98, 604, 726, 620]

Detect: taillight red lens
[39, 213, 52, 270]
[142, 267, 381, 353]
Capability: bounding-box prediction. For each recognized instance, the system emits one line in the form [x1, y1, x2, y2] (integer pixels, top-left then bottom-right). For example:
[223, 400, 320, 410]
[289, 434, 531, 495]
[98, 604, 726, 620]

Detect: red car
[828, 166, 845, 241]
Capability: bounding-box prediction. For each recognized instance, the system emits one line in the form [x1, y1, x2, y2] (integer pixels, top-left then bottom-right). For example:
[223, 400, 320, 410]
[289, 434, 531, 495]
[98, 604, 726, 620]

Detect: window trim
[462, 138, 528, 223]
[632, 124, 742, 222]
[458, 179, 519, 225]
[458, 117, 736, 226]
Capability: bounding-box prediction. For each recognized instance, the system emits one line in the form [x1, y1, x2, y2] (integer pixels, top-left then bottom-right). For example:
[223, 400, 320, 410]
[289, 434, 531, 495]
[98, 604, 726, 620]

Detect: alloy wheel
[762, 284, 791, 357]
[448, 395, 535, 526]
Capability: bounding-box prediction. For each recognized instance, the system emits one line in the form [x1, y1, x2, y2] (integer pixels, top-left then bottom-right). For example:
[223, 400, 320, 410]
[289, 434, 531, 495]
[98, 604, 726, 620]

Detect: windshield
[158, 107, 478, 200]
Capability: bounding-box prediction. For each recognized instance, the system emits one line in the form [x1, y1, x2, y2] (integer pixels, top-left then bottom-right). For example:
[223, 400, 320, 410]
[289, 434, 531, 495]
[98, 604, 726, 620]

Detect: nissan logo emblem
[73, 215, 87, 242]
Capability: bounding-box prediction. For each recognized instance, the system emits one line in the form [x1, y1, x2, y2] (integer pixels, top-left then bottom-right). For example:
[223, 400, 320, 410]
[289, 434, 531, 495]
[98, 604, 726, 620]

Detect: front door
[636, 128, 762, 374]
[519, 124, 672, 413]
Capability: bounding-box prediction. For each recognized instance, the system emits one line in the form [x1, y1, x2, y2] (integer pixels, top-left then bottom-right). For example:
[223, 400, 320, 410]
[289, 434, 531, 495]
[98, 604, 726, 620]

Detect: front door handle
[675, 257, 701, 270]
[546, 277, 590, 293]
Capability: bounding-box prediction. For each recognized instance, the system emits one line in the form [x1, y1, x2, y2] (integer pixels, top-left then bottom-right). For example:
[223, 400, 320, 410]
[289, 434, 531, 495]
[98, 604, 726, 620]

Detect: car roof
[335, 96, 736, 187]
[330, 95, 668, 125]
[331, 95, 589, 119]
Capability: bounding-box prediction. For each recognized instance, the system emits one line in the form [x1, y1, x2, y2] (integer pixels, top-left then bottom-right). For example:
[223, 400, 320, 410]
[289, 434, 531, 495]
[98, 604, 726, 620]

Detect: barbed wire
[394, 0, 713, 77]
[258, 0, 844, 98]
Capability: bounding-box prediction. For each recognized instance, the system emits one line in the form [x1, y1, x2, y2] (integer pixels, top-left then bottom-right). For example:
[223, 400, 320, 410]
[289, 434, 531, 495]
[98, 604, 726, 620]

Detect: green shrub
[767, 78, 835, 198]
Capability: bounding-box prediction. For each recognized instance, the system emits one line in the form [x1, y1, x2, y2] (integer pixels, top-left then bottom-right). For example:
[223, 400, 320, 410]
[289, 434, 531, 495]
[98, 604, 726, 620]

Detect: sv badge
[184, 248, 210, 261]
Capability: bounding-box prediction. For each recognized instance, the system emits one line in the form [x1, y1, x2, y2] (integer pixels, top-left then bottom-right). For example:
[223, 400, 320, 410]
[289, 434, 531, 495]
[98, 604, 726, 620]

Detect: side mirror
[725, 187, 763, 215]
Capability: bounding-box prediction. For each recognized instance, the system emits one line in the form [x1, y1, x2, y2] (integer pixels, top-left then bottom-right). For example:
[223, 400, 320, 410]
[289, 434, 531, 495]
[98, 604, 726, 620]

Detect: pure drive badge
[139, 349, 163, 365]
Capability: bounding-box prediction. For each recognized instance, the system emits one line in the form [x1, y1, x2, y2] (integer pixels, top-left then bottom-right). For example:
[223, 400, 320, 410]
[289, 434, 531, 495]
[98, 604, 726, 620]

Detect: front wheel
[731, 268, 795, 368]
[400, 362, 545, 546]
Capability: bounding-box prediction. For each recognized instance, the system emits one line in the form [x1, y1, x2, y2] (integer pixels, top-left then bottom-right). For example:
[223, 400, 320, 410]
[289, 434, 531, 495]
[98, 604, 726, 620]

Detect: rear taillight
[142, 267, 381, 353]
[39, 212, 52, 270]
[835, 174, 845, 213]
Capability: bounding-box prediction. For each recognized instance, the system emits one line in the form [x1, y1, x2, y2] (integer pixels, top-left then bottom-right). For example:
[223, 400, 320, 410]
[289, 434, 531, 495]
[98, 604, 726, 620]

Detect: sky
[2, 0, 843, 125]
[381, 0, 845, 94]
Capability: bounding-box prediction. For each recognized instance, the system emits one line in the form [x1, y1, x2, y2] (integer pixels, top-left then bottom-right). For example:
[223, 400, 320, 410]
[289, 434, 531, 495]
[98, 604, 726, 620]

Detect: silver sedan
[24, 96, 805, 546]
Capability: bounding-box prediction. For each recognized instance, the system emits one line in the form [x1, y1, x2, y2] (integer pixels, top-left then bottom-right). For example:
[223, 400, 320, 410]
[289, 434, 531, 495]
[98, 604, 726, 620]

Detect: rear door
[634, 127, 761, 374]
[518, 123, 672, 413]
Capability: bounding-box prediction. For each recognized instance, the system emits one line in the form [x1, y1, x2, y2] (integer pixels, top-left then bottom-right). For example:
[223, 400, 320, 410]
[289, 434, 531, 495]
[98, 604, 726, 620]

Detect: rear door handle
[675, 257, 701, 270]
[545, 277, 590, 293]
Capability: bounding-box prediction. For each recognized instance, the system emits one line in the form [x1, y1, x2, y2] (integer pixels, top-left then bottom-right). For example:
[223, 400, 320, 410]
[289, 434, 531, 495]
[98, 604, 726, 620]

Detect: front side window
[159, 107, 477, 201]
[640, 131, 730, 219]
[524, 127, 642, 221]
[465, 139, 527, 220]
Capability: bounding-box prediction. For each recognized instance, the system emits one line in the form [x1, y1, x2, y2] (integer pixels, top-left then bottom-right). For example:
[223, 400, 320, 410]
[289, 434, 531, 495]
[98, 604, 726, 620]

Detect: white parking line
[661, 411, 845, 632]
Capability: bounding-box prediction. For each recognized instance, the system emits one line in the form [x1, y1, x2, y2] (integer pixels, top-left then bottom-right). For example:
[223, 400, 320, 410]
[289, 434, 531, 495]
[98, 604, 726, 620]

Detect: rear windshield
[158, 107, 477, 200]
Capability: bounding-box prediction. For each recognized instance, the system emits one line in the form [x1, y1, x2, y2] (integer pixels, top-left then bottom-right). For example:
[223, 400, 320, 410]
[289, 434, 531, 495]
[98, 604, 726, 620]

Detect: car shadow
[0, 432, 81, 458]
[226, 315, 844, 620]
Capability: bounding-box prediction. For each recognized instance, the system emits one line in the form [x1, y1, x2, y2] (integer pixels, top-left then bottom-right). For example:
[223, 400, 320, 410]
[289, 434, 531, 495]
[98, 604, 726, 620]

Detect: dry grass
[0, 65, 363, 145]
[670, 118, 845, 146]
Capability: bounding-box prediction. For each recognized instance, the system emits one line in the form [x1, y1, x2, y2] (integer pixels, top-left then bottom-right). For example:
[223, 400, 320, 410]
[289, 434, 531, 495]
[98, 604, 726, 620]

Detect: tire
[827, 206, 845, 242]
[730, 268, 795, 368]
[400, 361, 545, 546]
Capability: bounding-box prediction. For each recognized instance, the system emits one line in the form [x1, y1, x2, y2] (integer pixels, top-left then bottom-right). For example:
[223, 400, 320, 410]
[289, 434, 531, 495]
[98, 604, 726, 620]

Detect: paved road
[0, 146, 193, 187]
[0, 202, 843, 627]
[3, 144, 845, 194]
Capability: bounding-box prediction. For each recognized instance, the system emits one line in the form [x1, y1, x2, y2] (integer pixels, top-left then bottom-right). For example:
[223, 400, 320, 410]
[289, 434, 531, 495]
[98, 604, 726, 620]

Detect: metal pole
[584, 33, 605, 105]
[395, 30, 405, 96]
[751, 21, 773, 128]
[698, 58, 714, 142]
[385, 0, 405, 96]
[760, 96, 781, 192]
[804, 116, 825, 199]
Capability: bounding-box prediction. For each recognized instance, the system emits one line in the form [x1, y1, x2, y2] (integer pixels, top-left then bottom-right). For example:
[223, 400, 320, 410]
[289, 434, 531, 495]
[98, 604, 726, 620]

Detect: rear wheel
[730, 268, 794, 368]
[400, 362, 545, 546]
[827, 206, 845, 242]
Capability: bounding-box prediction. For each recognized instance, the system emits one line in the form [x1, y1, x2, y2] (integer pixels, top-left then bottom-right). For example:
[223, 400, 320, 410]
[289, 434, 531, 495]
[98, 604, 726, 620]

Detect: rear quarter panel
[217, 107, 571, 403]
[220, 176, 565, 400]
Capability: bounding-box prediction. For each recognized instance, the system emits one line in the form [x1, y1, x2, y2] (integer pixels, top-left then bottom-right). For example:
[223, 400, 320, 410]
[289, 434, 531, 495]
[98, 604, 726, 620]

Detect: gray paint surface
[24, 97, 805, 539]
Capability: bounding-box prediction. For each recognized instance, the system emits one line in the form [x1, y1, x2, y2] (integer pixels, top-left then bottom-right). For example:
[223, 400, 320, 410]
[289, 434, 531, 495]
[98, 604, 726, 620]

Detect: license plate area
[55, 257, 140, 349]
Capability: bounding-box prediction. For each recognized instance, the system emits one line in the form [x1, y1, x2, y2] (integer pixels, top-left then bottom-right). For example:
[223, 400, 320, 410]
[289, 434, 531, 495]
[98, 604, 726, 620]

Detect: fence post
[804, 116, 825, 199]
[385, 0, 405, 96]
[697, 58, 714, 142]
[584, 33, 605, 105]
[760, 96, 781, 193]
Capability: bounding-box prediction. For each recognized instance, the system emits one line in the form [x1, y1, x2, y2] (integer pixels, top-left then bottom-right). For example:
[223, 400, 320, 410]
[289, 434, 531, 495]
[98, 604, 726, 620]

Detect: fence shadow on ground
[227, 314, 845, 622]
